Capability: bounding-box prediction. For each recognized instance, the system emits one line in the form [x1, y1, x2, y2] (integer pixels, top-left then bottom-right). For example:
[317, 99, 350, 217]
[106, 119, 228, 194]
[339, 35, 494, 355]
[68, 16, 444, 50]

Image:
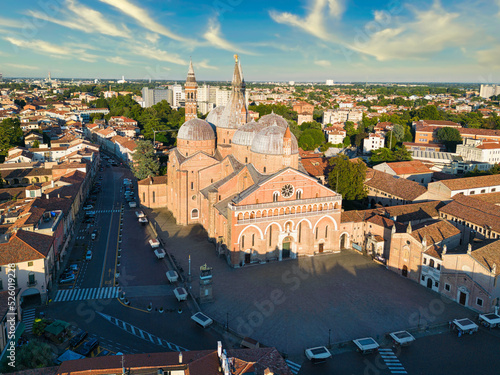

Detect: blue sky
[0, 0, 499, 82]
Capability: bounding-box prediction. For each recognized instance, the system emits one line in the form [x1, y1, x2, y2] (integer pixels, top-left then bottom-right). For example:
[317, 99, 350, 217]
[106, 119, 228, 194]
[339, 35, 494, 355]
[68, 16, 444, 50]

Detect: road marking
[285, 359, 301, 374]
[378, 349, 407, 375]
[53, 287, 119, 302]
[96, 312, 189, 352]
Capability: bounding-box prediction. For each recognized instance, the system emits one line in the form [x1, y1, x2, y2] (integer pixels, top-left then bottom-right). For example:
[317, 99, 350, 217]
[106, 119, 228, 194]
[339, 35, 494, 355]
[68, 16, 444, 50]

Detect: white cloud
[131, 45, 187, 65]
[346, 1, 471, 61]
[4, 63, 39, 70]
[315, 60, 331, 67]
[145, 33, 160, 44]
[270, 0, 341, 41]
[196, 60, 217, 70]
[0, 17, 25, 28]
[203, 18, 256, 55]
[106, 56, 133, 65]
[99, 0, 190, 42]
[4, 37, 98, 62]
[27, 0, 130, 39]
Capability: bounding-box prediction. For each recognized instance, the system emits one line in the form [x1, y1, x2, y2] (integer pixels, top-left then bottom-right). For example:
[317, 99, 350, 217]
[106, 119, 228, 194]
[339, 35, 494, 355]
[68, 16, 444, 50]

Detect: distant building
[171, 84, 184, 108]
[456, 139, 500, 164]
[141, 87, 173, 108]
[363, 133, 385, 154]
[480, 84, 500, 99]
[326, 79, 334, 85]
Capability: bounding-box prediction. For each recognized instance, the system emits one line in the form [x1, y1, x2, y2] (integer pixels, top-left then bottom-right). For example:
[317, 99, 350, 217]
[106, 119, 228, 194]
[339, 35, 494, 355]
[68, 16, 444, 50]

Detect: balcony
[237, 207, 340, 225]
[230, 195, 342, 212]
[27, 279, 37, 287]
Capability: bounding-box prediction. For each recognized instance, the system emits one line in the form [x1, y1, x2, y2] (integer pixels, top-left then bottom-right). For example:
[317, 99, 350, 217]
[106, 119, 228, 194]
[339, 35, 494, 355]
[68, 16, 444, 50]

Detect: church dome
[251, 124, 299, 155]
[258, 113, 289, 129]
[206, 106, 225, 127]
[177, 118, 215, 141]
[232, 120, 265, 146]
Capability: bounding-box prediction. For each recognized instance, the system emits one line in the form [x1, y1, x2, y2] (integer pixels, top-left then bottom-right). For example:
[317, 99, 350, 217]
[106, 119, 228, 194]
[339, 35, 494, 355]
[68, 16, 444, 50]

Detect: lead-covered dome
[178, 118, 215, 141]
[258, 113, 289, 128]
[206, 106, 225, 127]
[232, 120, 265, 146]
[251, 124, 299, 155]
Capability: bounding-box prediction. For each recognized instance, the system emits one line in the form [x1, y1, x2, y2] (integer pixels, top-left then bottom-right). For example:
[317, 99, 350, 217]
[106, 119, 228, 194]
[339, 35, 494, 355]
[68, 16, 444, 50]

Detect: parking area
[147, 208, 475, 357]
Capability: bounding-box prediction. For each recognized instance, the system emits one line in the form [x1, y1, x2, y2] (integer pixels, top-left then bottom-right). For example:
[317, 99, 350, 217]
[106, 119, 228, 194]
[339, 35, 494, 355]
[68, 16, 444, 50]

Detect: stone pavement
[145, 208, 475, 358]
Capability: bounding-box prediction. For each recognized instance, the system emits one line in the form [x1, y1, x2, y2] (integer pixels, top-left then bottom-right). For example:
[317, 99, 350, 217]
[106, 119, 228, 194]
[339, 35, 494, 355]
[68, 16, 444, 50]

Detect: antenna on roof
[121, 355, 125, 375]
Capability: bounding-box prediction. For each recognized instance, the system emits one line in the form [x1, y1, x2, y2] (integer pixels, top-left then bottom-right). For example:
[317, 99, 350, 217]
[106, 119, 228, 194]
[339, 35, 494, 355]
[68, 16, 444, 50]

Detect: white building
[323, 109, 362, 126]
[456, 139, 500, 164]
[326, 129, 346, 144]
[363, 133, 385, 154]
[480, 84, 500, 99]
[170, 84, 184, 108]
[326, 79, 334, 85]
[216, 88, 231, 107]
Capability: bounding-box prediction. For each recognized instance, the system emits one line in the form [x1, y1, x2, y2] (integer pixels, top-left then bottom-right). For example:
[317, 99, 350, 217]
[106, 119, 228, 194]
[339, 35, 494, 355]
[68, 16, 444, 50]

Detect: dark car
[75, 338, 98, 356]
[70, 330, 88, 347]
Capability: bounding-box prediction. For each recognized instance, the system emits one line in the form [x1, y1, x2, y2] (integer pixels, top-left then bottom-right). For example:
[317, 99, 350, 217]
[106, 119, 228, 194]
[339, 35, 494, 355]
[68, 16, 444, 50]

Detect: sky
[0, 0, 499, 82]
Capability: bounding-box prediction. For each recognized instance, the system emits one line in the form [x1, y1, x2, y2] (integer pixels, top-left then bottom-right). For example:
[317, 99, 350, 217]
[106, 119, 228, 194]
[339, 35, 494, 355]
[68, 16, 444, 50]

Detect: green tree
[131, 140, 159, 180]
[0, 118, 23, 157]
[392, 124, 405, 141]
[328, 155, 367, 200]
[354, 132, 368, 147]
[14, 99, 26, 108]
[344, 121, 357, 137]
[32, 140, 40, 148]
[436, 127, 462, 152]
[298, 128, 325, 150]
[2, 339, 54, 372]
[370, 147, 395, 164]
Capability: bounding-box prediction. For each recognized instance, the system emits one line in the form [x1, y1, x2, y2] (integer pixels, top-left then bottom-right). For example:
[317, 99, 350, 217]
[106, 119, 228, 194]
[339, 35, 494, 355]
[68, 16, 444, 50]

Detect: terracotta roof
[457, 128, 500, 138]
[410, 220, 461, 244]
[365, 170, 427, 200]
[437, 174, 500, 191]
[137, 176, 168, 185]
[57, 347, 292, 375]
[471, 240, 500, 275]
[473, 191, 500, 205]
[0, 229, 53, 264]
[382, 160, 432, 175]
[440, 194, 500, 233]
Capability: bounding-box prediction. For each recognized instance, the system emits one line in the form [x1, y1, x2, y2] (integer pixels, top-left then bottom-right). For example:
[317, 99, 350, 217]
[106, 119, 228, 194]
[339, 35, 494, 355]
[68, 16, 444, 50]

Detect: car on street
[75, 338, 99, 356]
[305, 346, 332, 361]
[68, 264, 79, 272]
[91, 229, 98, 240]
[83, 205, 93, 210]
[59, 273, 76, 283]
[85, 250, 93, 260]
[70, 330, 88, 348]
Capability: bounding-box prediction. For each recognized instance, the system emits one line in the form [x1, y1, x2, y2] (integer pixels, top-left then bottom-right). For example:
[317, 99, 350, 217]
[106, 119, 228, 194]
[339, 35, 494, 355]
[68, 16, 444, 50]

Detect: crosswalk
[285, 359, 301, 374]
[53, 287, 119, 302]
[76, 236, 85, 240]
[97, 312, 189, 352]
[22, 308, 36, 333]
[379, 348, 407, 374]
[94, 209, 120, 213]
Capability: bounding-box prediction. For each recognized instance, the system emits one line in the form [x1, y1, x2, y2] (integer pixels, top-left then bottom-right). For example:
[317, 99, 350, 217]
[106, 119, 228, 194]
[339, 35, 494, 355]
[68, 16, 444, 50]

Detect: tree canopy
[328, 155, 367, 200]
[436, 127, 462, 152]
[369, 146, 412, 164]
[0, 118, 23, 159]
[298, 128, 325, 150]
[131, 140, 160, 180]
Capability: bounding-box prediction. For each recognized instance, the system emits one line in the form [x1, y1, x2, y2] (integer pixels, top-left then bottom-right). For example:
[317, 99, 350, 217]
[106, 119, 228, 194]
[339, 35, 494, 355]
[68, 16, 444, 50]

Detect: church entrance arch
[282, 236, 293, 259]
[402, 265, 408, 277]
[340, 233, 349, 250]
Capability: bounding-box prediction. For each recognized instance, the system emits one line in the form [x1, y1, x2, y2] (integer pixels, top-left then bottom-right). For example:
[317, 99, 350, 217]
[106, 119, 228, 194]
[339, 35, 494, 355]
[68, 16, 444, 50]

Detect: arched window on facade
[296, 190, 302, 200]
[252, 234, 255, 247]
[241, 235, 245, 249]
[273, 192, 279, 202]
[152, 191, 155, 203]
[191, 209, 199, 219]
[315, 227, 319, 240]
[429, 259, 435, 268]
[325, 225, 328, 239]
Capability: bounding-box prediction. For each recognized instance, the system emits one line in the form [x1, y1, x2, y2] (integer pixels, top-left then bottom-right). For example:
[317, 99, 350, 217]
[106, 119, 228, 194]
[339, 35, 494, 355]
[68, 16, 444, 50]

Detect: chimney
[46, 194, 49, 200]
[467, 243, 472, 254]
[442, 244, 447, 255]
[178, 352, 183, 364]
[57, 193, 60, 198]
[406, 221, 412, 234]
[51, 180, 54, 187]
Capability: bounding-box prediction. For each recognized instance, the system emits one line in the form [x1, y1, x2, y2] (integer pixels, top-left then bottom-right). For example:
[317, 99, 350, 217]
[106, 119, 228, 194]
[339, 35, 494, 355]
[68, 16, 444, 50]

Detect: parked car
[70, 330, 88, 347]
[60, 273, 76, 283]
[83, 205, 93, 210]
[68, 264, 79, 272]
[76, 338, 99, 356]
[86, 250, 93, 260]
[91, 229, 98, 240]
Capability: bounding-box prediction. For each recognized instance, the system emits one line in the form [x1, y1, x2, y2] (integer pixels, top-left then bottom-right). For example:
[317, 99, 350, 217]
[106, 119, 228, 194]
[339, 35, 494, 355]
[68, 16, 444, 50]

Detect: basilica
[138, 57, 343, 267]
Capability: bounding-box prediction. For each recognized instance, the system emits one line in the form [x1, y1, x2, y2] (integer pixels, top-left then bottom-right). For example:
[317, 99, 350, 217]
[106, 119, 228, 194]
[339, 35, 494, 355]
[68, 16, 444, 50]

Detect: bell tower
[185, 59, 198, 122]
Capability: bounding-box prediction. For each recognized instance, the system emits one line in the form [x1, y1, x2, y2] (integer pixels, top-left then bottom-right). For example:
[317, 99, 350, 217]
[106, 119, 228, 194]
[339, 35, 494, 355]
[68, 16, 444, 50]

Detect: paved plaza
[147, 208, 474, 356]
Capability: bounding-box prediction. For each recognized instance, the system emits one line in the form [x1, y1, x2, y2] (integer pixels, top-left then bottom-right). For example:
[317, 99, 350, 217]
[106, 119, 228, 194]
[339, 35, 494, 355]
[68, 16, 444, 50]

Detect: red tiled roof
[383, 160, 432, 175]
[437, 174, 500, 191]
[138, 175, 167, 185]
[0, 230, 53, 264]
[410, 220, 461, 244]
[365, 170, 427, 200]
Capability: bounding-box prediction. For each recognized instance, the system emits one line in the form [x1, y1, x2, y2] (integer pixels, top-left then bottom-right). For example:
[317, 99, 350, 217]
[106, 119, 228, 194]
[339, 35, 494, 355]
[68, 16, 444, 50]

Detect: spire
[186, 58, 196, 83]
[232, 54, 245, 89]
[284, 125, 292, 139]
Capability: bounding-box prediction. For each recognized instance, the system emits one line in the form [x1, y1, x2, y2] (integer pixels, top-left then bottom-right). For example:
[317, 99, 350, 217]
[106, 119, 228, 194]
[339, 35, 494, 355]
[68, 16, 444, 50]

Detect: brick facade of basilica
[139, 57, 343, 267]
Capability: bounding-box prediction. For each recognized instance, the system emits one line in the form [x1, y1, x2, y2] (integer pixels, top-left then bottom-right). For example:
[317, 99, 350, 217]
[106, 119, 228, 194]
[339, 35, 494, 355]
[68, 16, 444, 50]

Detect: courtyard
[148, 207, 474, 356]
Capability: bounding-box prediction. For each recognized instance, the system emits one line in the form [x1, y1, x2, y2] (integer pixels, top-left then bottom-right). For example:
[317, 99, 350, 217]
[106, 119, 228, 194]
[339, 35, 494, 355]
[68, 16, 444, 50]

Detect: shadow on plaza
[144, 208, 476, 356]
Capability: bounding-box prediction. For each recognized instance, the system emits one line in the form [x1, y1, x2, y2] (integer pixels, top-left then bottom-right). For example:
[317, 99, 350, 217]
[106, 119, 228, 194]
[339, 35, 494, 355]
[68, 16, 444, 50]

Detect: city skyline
[0, 0, 499, 82]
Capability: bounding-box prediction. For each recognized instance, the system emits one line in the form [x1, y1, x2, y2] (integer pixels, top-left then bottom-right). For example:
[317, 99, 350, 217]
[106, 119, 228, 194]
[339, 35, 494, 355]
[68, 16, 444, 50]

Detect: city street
[42, 156, 223, 357]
